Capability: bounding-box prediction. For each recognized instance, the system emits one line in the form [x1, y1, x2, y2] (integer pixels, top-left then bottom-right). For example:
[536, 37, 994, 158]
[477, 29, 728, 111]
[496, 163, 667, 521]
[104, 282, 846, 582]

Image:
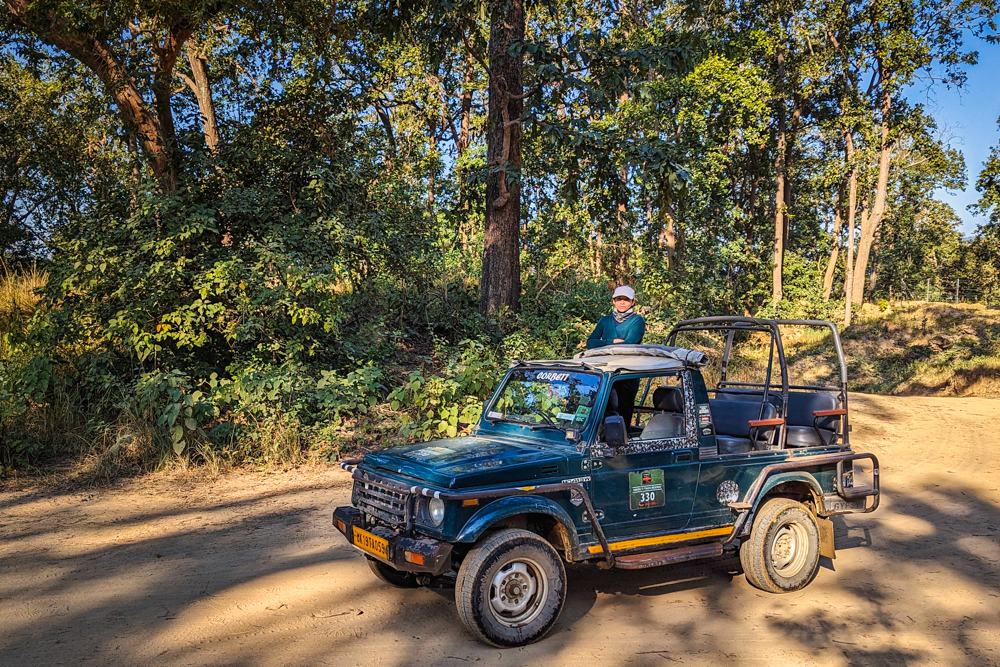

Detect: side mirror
[603, 415, 627, 452]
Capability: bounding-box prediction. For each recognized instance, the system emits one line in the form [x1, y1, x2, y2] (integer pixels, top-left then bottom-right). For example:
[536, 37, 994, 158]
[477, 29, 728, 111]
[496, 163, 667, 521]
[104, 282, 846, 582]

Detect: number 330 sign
[629, 469, 665, 510]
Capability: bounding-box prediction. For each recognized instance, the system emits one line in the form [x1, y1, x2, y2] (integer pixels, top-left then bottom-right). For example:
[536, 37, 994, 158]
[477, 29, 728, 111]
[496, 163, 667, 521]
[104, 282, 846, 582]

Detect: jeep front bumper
[333, 506, 453, 576]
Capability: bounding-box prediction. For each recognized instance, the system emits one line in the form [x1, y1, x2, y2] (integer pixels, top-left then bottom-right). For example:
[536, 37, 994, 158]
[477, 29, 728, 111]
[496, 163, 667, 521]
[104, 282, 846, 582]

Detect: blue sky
[907, 37, 1000, 235]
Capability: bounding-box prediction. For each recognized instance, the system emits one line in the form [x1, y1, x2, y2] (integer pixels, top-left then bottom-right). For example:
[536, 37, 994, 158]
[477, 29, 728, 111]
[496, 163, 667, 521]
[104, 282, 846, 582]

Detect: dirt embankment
[788, 302, 1000, 398]
[2, 393, 1000, 667]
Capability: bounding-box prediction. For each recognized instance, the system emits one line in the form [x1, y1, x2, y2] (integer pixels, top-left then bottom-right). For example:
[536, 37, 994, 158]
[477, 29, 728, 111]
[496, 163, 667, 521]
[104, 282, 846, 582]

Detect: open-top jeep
[333, 317, 879, 647]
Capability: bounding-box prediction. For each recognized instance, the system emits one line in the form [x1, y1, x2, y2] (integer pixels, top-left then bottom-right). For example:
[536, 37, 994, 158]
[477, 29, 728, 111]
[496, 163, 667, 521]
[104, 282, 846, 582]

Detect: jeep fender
[742, 471, 824, 533]
[454, 495, 581, 555]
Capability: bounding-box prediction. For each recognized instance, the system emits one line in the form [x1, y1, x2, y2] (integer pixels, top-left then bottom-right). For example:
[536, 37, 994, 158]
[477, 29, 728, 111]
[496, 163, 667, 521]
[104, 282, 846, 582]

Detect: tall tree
[479, 0, 524, 316]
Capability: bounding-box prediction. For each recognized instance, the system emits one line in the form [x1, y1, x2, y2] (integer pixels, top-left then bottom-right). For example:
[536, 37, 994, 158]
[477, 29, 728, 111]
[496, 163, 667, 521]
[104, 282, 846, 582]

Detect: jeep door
[590, 372, 701, 537]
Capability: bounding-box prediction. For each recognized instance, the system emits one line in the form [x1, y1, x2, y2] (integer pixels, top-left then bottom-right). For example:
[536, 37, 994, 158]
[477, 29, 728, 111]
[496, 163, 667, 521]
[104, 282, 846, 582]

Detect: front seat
[641, 387, 686, 439]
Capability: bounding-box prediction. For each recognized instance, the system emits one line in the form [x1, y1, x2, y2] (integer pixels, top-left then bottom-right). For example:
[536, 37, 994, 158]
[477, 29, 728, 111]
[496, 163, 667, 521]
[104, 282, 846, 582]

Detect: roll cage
[667, 316, 850, 449]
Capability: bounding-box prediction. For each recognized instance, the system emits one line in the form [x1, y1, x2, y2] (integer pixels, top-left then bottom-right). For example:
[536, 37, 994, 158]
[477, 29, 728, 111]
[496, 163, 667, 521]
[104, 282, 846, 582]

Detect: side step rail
[614, 542, 724, 570]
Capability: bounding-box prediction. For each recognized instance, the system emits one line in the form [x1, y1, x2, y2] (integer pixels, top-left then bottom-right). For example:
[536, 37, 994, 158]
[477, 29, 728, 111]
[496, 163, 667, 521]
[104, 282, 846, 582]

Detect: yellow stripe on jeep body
[588, 526, 733, 554]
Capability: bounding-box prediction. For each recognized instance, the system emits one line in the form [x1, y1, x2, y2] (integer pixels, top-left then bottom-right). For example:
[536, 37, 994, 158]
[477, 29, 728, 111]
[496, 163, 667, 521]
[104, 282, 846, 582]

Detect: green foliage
[387, 341, 500, 439]
[134, 370, 215, 455]
[3, 0, 1000, 479]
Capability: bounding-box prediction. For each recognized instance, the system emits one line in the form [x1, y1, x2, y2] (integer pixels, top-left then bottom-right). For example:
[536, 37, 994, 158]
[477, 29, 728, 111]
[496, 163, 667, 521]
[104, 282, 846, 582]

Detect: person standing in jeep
[586, 285, 646, 426]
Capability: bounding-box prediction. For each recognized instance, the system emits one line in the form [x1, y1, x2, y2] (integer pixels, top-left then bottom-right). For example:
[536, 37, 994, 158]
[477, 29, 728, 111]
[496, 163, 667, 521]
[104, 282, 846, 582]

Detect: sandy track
[2, 394, 1000, 667]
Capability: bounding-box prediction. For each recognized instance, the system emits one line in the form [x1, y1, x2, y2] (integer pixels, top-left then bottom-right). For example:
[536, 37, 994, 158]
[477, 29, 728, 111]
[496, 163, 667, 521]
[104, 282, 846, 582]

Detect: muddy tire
[367, 557, 420, 588]
[455, 529, 566, 647]
[740, 498, 820, 593]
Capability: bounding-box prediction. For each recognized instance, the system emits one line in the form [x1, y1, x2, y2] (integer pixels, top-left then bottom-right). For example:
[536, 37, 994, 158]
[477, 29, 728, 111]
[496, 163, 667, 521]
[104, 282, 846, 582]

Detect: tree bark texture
[183, 46, 221, 152]
[479, 0, 524, 316]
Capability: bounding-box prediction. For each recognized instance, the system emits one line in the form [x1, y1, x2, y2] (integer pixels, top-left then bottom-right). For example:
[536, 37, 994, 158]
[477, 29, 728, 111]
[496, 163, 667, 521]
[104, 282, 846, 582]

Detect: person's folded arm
[586, 318, 609, 348]
[623, 318, 646, 344]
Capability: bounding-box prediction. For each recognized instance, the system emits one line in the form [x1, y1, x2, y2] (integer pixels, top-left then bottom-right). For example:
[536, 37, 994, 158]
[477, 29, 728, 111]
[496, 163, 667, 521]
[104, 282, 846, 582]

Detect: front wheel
[740, 498, 821, 593]
[455, 529, 567, 647]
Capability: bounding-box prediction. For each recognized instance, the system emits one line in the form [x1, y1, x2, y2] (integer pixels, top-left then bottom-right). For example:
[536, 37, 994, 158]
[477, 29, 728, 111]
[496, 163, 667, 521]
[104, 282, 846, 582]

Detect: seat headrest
[652, 386, 684, 413]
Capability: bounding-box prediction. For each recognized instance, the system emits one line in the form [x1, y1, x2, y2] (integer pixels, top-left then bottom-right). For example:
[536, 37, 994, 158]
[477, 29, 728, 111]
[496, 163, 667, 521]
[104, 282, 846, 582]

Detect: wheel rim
[488, 557, 548, 628]
[770, 521, 809, 577]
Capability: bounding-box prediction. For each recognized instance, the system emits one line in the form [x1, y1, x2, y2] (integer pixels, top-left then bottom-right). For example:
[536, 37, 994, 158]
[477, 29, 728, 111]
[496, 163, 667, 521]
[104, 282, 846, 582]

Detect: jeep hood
[361, 435, 579, 489]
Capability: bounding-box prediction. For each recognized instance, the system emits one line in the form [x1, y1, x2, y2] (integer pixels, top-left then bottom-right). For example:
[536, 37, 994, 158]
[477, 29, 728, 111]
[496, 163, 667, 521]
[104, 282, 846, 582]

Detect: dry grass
[672, 302, 1000, 399]
[782, 302, 1000, 398]
[0, 263, 46, 358]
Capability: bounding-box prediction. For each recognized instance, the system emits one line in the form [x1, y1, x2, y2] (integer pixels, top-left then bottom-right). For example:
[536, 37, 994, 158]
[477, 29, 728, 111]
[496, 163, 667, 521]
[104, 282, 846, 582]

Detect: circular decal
[716, 480, 740, 505]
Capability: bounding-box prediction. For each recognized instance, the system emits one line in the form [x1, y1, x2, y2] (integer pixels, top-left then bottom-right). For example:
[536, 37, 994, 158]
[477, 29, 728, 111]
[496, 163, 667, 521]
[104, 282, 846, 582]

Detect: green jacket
[586, 313, 646, 349]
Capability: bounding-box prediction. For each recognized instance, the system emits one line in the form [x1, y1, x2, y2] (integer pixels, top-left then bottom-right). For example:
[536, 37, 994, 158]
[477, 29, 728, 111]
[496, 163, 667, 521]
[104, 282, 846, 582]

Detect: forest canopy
[2, 0, 1000, 473]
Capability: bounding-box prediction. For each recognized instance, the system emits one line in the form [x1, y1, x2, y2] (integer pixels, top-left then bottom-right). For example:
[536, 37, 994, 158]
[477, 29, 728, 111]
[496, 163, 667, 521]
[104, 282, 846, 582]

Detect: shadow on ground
[1, 462, 998, 667]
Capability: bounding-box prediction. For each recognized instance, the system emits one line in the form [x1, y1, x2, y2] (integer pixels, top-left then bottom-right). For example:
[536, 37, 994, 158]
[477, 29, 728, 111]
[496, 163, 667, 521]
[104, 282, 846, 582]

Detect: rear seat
[784, 392, 842, 447]
[709, 400, 778, 455]
[713, 389, 843, 447]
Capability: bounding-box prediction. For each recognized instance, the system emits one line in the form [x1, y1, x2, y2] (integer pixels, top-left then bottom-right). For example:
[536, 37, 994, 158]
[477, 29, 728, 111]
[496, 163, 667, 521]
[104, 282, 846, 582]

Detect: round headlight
[428, 497, 445, 526]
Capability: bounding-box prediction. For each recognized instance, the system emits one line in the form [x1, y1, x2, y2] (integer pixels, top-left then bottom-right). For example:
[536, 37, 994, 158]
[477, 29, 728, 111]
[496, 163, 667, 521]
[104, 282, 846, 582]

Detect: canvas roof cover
[522, 344, 710, 373]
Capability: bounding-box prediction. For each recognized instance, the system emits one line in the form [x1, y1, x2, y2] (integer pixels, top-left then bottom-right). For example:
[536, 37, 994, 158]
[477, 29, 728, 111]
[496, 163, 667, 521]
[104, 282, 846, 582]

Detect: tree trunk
[657, 191, 677, 268]
[822, 181, 845, 300]
[455, 61, 474, 250]
[844, 130, 857, 326]
[184, 46, 221, 152]
[782, 94, 802, 246]
[479, 0, 524, 316]
[868, 243, 878, 296]
[595, 228, 603, 277]
[851, 86, 893, 304]
[771, 47, 788, 304]
[852, 156, 891, 304]
[150, 28, 193, 192]
[459, 61, 473, 157]
[428, 117, 437, 216]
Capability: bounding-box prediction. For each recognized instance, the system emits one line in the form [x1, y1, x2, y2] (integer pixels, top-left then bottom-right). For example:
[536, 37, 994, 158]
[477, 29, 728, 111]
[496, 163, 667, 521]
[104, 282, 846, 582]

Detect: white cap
[612, 285, 635, 301]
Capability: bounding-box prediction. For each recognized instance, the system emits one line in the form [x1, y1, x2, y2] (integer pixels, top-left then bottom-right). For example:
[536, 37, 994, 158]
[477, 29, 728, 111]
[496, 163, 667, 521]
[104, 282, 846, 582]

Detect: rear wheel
[740, 498, 820, 593]
[367, 557, 420, 588]
[455, 529, 566, 647]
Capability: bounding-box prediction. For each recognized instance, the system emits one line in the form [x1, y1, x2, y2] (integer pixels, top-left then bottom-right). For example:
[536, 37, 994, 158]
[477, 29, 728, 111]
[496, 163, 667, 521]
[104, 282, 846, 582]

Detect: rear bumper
[333, 506, 453, 576]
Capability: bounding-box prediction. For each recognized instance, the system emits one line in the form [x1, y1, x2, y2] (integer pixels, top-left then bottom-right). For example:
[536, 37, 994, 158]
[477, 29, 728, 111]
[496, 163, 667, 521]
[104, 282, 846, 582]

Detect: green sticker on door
[629, 469, 665, 510]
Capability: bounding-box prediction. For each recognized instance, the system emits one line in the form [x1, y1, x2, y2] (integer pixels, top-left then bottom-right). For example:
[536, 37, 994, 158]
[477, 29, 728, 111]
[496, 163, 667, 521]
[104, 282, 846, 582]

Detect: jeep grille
[353, 471, 411, 528]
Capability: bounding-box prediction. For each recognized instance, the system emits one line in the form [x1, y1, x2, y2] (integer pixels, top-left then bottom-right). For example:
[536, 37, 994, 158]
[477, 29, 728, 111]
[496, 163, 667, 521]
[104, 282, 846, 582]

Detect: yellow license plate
[353, 526, 390, 560]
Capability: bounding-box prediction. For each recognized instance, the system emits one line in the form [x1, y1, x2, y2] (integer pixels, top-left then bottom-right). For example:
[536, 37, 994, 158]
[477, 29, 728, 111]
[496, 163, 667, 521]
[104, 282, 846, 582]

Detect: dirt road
[2, 394, 1000, 667]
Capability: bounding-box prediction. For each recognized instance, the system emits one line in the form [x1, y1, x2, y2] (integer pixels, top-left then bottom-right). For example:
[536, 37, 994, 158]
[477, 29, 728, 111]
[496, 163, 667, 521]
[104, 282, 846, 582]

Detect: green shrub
[388, 340, 501, 438]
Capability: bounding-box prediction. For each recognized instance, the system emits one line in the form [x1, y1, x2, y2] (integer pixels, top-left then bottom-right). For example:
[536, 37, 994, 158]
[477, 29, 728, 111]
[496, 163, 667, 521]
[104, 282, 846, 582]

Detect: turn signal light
[404, 551, 425, 565]
[336, 520, 346, 533]
[462, 499, 479, 506]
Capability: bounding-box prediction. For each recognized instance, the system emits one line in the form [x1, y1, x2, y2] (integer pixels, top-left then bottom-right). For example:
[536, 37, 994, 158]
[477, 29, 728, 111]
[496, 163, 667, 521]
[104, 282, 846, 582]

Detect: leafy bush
[388, 341, 500, 438]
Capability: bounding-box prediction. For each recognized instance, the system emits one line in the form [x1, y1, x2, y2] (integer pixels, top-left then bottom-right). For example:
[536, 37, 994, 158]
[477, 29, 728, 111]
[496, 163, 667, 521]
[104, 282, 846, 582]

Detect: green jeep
[333, 317, 879, 647]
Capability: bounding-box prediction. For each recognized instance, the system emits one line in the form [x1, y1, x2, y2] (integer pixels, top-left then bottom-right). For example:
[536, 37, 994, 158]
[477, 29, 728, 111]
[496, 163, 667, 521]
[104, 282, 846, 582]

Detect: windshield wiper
[486, 415, 568, 432]
[485, 415, 534, 426]
[527, 423, 571, 433]
[486, 414, 577, 436]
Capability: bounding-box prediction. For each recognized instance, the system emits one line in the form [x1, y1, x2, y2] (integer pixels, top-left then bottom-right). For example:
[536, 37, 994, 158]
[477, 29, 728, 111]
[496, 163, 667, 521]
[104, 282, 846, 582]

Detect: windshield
[486, 369, 602, 429]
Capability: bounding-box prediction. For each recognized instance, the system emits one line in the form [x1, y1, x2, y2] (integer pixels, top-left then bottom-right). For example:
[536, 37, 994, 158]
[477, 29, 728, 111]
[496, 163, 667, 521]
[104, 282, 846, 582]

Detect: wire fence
[892, 278, 1000, 308]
